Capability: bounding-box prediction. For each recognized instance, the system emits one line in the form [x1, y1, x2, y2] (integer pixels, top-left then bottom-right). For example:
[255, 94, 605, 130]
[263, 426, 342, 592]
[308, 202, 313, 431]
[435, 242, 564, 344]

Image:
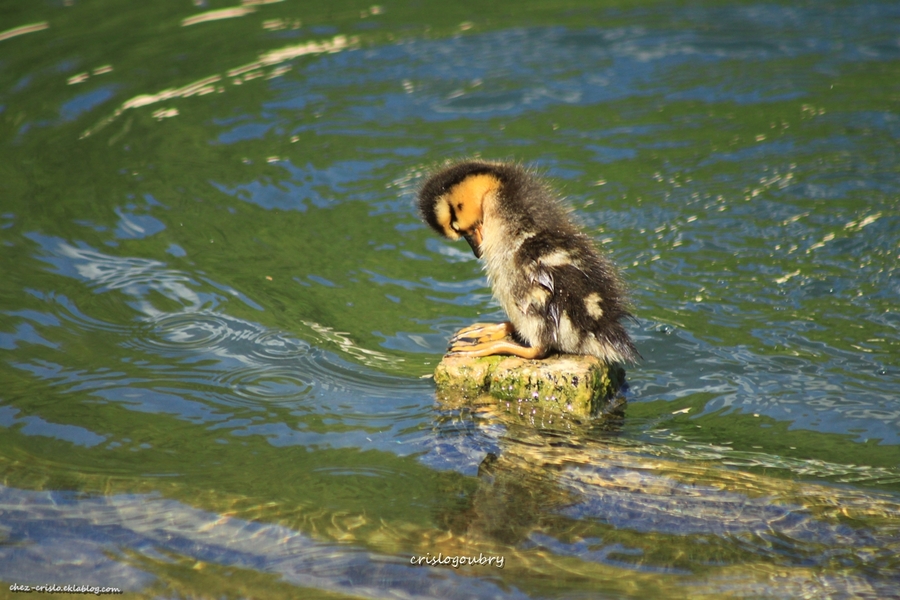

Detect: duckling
[418, 159, 637, 365]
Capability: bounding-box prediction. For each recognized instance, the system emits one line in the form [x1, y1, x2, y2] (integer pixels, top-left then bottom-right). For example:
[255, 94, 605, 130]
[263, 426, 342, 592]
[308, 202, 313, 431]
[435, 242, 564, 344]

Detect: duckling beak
[462, 225, 483, 258]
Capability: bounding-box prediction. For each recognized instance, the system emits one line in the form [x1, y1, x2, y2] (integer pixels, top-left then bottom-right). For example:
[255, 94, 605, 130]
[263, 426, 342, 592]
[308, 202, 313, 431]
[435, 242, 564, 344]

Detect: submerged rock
[434, 351, 625, 419]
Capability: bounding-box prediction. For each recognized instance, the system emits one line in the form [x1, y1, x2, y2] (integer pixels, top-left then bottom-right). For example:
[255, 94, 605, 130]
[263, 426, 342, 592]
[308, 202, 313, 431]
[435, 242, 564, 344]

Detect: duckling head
[418, 162, 502, 258]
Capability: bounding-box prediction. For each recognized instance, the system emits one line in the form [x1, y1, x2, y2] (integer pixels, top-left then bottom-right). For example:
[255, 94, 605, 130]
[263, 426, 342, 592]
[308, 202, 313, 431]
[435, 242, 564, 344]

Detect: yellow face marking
[445, 173, 499, 235]
[584, 293, 604, 319]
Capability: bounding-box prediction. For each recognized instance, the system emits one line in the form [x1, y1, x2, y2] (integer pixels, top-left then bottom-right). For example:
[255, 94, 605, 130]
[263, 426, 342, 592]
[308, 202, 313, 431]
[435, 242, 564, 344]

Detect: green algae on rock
[433, 352, 626, 419]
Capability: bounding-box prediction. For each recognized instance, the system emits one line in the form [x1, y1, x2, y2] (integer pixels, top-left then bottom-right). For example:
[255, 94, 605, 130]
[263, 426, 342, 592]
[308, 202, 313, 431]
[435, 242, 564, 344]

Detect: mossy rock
[434, 352, 625, 419]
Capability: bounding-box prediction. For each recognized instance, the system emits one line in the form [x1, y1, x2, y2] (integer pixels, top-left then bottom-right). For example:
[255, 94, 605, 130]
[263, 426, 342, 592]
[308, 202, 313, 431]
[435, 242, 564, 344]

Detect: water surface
[1, 1, 899, 598]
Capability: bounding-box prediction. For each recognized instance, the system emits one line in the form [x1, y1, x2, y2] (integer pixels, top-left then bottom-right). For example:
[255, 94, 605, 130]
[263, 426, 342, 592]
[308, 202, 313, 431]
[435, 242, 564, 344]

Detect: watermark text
[410, 552, 504, 569]
[9, 583, 123, 595]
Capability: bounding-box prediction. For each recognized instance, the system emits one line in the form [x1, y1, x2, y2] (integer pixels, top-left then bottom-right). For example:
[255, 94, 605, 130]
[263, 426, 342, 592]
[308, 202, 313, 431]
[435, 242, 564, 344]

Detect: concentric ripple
[135, 311, 244, 354]
[215, 364, 312, 403]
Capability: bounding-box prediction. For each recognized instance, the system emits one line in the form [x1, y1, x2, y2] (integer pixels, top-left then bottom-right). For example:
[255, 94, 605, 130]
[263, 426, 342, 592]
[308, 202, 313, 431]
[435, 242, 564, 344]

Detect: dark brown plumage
[418, 159, 637, 365]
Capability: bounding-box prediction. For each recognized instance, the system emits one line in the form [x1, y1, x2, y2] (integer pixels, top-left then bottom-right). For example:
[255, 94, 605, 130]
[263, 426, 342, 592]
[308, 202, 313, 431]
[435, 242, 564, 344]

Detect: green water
[1, 0, 899, 598]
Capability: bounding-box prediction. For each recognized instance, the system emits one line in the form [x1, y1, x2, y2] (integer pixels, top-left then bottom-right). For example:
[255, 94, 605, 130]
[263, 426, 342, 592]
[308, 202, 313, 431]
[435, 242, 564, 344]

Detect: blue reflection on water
[60, 85, 118, 122]
[286, 16, 900, 128]
[113, 207, 166, 240]
[210, 159, 387, 211]
[0, 485, 524, 599]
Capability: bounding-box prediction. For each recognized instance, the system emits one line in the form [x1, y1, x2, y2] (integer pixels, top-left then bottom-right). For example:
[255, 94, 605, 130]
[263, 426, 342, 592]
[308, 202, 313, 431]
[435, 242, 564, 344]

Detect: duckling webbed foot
[449, 338, 547, 359]
[448, 322, 546, 359]
[449, 322, 514, 346]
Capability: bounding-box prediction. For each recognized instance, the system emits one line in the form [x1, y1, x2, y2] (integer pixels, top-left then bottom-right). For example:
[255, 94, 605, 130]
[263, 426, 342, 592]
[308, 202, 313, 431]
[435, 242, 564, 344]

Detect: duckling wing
[518, 265, 560, 336]
[514, 233, 635, 360]
[534, 268, 554, 295]
[513, 236, 583, 346]
[522, 260, 612, 354]
[536, 270, 562, 338]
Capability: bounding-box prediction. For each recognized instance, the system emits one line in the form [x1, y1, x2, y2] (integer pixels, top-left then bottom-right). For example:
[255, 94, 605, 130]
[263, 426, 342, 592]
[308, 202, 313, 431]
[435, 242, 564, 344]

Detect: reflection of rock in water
[440, 451, 575, 545]
[431, 404, 626, 545]
[432, 413, 900, 592]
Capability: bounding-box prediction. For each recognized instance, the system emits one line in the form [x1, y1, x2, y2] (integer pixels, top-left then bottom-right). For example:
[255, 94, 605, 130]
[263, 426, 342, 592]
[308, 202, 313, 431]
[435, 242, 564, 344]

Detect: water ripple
[215, 365, 312, 403]
[135, 311, 248, 354]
